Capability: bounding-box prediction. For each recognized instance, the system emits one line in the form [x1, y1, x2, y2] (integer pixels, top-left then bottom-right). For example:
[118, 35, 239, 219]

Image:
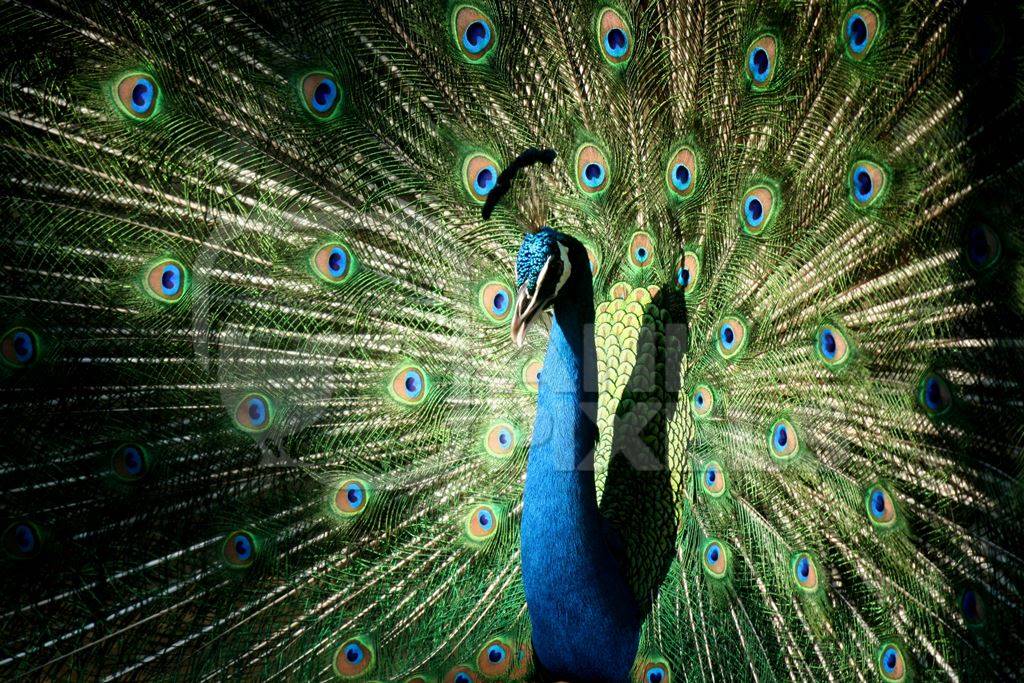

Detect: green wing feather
[1, 0, 1023, 681]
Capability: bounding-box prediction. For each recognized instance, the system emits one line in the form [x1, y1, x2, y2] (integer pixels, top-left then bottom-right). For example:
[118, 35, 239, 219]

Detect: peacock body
[2, 0, 1024, 681]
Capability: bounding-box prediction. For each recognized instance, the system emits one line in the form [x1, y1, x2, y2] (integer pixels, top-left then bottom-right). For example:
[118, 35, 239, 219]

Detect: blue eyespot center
[721, 325, 735, 347]
[695, 392, 704, 407]
[854, 167, 873, 201]
[474, 165, 497, 195]
[774, 424, 788, 449]
[123, 447, 142, 473]
[797, 557, 810, 579]
[327, 247, 347, 276]
[583, 162, 605, 187]
[821, 329, 837, 358]
[15, 524, 35, 553]
[925, 378, 943, 410]
[131, 78, 154, 113]
[707, 544, 720, 563]
[635, 247, 649, 263]
[677, 267, 690, 286]
[491, 290, 508, 315]
[604, 28, 628, 58]
[13, 331, 33, 362]
[882, 648, 898, 672]
[647, 668, 665, 683]
[498, 429, 511, 447]
[705, 468, 716, 485]
[488, 645, 505, 663]
[345, 644, 363, 663]
[478, 511, 492, 528]
[672, 162, 692, 190]
[750, 47, 770, 81]
[848, 14, 868, 52]
[234, 536, 252, 559]
[455, 674, 471, 683]
[404, 371, 422, 396]
[871, 490, 886, 517]
[745, 196, 764, 225]
[248, 399, 266, 426]
[161, 264, 181, 296]
[463, 20, 491, 54]
[312, 79, 338, 112]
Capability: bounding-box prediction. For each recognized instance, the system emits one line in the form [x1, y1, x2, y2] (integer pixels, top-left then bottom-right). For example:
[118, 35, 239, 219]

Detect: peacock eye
[4, 521, 41, 559]
[628, 232, 655, 268]
[521, 358, 542, 393]
[701, 461, 726, 497]
[445, 667, 479, 683]
[454, 6, 496, 61]
[463, 154, 501, 203]
[391, 365, 428, 405]
[1, 327, 38, 368]
[716, 316, 748, 360]
[702, 539, 729, 577]
[675, 250, 700, 295]
[791, 552, 820, 592]
[235, 393, 272, 432]
[466, 504, 499, 541]
[334, 478, 369, 517]
[740, 185, 776, 235]
[876, 643, 906, 681]
[966, 225, 1001, 269]
[597, 8, 632, 65]
[745, 35, 778, 88]
[843, 7, 880, 60]
[691, 384, 714, 418]
[300, 72, 341, 119]
[666, 147, 697, 197]
[145, 259, 187, 303]
[960, 588, 985, 625]
[477, 638, 512, 676]
[849, 160, 887, 207]
[769, 417, 799, 459]
[223, 530, 256, 567]
[479, 282, 514, 323]
[485, 423, 516, 457]
[113, 73, 161, 119]
[865, 485, 897, 527]
[334, 637, 375, 678]
[311, 243, 354, 284]
[575, 144, 609, 194]
[816, 324, 851, 367]
[641, 662, 670, 683]
[112, 444, 149, 481]
[918, 372, 952, 416]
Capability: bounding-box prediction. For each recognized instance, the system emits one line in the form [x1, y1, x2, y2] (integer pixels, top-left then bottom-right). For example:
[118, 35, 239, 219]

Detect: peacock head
[512, 227, 581, 347]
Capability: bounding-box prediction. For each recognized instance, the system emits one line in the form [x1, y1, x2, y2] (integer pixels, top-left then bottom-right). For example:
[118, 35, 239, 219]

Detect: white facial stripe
[555, 243, 571, 295]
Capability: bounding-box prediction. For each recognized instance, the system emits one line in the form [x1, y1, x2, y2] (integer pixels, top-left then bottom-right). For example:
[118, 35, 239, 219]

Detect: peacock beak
[511, 255, 560, 348]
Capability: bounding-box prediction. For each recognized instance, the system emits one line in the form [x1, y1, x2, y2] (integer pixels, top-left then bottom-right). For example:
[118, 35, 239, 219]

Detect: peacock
[2, 0, 1024, 680]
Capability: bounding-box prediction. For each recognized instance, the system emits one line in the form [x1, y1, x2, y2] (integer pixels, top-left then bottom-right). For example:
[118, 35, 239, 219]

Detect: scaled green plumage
[1, 0, 1023, 680]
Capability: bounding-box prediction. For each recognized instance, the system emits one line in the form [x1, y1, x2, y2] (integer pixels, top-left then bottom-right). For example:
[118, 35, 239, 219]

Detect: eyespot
[445, 666, 479, 683]
[453, 6, 495, 61]
[145, 258, 187, 303]
[628, 232, 655, 268]
[113, 73, 161, 119]
[1, 327, 38, 368]
[509, 642, 532, 679]
[485, 423, 516, 457]
[865, 485, 897, 527]
[960, 588, 985, 626]
[675, 250, 701, 295]
[844, 7, 880, 60]
[312, 243, 354, 284]
[477, 638, 512, 677]
[3, 521, 41, 559]
[769, 418, 799, 460]
[466, 504, 499, 542]
[702, 539, 729, 578]
[112, 443, 149, 481]
[666, 147, 697, 198]
[300, 72, 341, 119]
[966, 225, 1002, 270]
[876, 643, 906, 681]
[597, 8, 632, 65]
[479, 282, 514, 323]
[918, 372, 952, 416]
[333, 637, 375, 678]
[716, 316, 748, 360]
[391, 365, 428, 405]
[463, 154, 500, 203]
[791, 552, 820, 592]
[576, 144, 609, 194]
[849, 160, 886, 207]
[691, 384, 714, 418]
[701, 461, 726, 497]
[745, 35, 778, 88]
[334, 478, 369, 517]
[816, 324, 851, 368]
[740, 186, 776, 235]
[521, 359, 542, 393]
[223, 530, 256, 567]
[235, 393, 273, 432]
[640, 661, 670, 683]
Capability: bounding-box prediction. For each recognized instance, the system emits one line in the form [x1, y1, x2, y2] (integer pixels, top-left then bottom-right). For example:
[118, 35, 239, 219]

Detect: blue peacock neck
[520, 266, 640, 682]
